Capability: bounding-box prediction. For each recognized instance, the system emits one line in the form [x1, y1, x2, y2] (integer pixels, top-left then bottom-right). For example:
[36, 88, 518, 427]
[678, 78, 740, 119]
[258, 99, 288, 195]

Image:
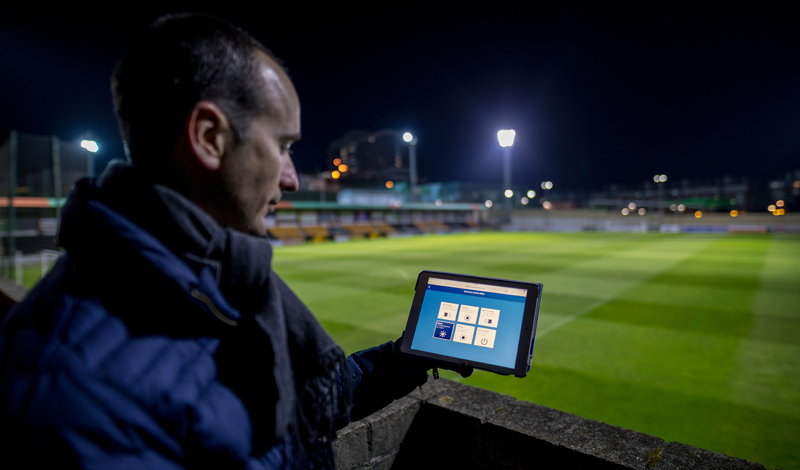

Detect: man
[0, 13, 468, 469]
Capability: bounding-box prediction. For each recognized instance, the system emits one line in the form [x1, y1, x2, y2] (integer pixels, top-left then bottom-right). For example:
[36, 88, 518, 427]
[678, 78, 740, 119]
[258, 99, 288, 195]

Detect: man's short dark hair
[111, 13, 273, 168]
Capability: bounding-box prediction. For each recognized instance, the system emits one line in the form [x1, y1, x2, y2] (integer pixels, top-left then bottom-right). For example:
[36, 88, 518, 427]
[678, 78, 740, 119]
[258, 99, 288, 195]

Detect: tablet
[399, 270, 543, 377]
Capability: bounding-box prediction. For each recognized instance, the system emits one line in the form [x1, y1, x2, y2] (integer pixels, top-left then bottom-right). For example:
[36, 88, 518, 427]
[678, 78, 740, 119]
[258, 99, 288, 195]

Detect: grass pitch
[272, 232, 800, 470]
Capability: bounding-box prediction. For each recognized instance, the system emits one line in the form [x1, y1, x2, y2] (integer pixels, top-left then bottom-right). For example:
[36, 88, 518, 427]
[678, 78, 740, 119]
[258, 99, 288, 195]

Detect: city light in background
[485, 200, 493, 208]
[527, 190, 535, 198]
[504, 189, 513, 198]
[521, 197, 529, 205]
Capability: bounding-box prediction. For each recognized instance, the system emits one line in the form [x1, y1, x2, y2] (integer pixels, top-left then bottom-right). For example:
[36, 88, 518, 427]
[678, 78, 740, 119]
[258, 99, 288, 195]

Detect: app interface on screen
[410, 278, 527, 369]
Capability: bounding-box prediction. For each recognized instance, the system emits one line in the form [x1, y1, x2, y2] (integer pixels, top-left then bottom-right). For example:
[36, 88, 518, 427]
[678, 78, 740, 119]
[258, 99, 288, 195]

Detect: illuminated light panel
[695, 211, 703, 218]
[497, 129, 516, 147]
[80, 140, 99, 153]
[385, 181, 394, 189]
[730, 210, 739, 217]
[331, 170, 340, 179]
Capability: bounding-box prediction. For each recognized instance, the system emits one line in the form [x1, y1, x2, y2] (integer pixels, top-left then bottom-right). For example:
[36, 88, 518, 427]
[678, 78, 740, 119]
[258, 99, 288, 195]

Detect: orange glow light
[730, 210, 738, 217]
[694, 211, 703, 218]
[386, 181, 394, 189]
[333, 158, 341, 166]
[776, 200, 784, 207]
[768, 205, 776, 212]
[331, 170, 340, 179]
[543, 201, 552, 210]
[338, 164, 348, 172]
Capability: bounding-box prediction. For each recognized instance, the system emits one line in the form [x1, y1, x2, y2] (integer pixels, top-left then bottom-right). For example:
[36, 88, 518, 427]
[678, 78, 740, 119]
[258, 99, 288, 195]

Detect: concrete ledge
[335, 377, 768, 470]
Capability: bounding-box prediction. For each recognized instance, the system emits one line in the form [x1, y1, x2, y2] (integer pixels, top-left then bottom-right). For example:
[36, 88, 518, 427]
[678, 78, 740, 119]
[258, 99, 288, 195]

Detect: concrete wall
[335, 376, 768, 470]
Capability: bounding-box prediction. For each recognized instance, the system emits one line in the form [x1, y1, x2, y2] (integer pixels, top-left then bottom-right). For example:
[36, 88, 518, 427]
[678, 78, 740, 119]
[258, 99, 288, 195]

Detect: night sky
[1, 4, 798, 192]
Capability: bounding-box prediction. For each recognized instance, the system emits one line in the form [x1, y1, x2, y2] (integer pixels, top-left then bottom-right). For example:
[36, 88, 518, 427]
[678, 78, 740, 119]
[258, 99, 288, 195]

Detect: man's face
[219, 51, 300, 236]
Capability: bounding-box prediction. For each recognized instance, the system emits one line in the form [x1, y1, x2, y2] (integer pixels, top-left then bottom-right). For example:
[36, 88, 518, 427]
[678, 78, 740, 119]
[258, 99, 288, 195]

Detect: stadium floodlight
[80, 140, 99, 153]
[485, 200, 493, 208]
[527, 190, 535, 198]
[497, 129, 516, 148]
[504, 189, 513, 198]
[521, 197, 529, 205]
[402, 132, 418, 201]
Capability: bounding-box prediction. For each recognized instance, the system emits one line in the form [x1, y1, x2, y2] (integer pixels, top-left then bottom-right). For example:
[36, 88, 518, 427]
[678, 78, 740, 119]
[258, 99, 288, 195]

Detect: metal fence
[1, 130, 89, 277]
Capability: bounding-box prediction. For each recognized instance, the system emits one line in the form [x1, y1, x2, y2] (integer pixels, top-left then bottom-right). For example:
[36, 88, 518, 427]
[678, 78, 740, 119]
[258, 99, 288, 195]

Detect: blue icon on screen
[433, 321, 454, 341]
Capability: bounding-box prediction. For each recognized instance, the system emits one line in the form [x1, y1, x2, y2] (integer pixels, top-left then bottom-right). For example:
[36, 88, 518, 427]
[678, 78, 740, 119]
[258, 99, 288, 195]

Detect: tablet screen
[409, 277, 528, 369]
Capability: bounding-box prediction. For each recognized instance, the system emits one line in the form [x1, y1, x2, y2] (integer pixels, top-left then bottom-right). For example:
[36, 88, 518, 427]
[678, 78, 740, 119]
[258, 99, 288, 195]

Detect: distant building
[326, 129, 410, 186]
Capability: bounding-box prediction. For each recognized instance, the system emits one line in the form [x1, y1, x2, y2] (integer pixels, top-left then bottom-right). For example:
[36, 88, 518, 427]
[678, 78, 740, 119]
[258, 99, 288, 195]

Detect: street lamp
[81, 140, 99, 177]
[403, 132, 418, 201]
[497, 129, 516, 223]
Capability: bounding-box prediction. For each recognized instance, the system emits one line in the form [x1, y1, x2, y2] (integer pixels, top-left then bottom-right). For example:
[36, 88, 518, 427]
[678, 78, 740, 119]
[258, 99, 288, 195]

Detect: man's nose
[280, 157, 299, 193]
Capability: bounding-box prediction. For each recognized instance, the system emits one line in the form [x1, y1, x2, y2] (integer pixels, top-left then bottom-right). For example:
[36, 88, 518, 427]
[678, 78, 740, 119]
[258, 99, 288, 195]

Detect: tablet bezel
[399, 270, 543, 377]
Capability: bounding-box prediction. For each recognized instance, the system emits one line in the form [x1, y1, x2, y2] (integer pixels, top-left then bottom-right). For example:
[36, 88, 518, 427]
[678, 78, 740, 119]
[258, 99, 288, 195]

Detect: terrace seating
[267, 226, 306, 243]
[300, 226, 330, 239]
[343, 225, 379, 238]
[413, 222, 451, 233]
[371, 223, 397, 235]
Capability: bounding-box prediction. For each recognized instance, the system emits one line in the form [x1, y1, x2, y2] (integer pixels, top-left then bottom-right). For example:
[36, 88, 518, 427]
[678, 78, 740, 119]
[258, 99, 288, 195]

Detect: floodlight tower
[403, 132, 418, 201]
[497, 129, 516, 223]
[81, 139, 99, 177]
[653, 174, 667, 226]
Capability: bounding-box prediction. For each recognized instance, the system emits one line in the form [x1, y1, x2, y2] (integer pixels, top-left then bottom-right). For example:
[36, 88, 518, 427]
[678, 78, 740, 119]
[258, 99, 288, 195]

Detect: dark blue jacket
[0, 166, 427, 469]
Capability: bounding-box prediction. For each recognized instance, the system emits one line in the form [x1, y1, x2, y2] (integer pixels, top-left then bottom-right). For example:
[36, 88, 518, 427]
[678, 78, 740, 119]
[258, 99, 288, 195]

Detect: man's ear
[185, 101, 233, 171]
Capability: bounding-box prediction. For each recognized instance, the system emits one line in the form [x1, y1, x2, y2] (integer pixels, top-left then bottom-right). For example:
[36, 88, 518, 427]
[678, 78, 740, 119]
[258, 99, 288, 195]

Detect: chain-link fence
[1, 130, 90, 277]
